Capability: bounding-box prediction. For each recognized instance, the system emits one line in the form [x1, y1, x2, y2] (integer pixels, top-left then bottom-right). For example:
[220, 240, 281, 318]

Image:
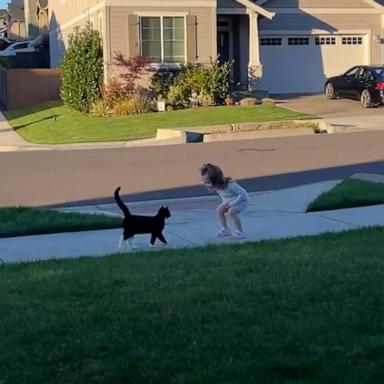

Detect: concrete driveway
[273, 93, 384, 132]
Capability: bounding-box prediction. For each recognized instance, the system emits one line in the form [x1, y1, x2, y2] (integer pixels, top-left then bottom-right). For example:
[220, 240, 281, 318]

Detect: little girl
[200, 163, 249, 240]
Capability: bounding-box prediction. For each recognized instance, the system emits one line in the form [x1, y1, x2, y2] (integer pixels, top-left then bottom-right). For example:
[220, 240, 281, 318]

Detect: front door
[217, 31, 230, 64]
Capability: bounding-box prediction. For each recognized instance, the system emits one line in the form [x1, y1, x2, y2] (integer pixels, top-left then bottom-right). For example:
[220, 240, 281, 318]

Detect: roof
[36, 0, 48, 10]
[257, 0, 384, 7]
[7, 0, 24, 21]
[235, 0, 275, 19]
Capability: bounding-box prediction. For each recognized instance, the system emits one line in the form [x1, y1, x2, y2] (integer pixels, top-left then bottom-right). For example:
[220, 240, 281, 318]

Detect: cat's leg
[123, 229, 138, 250]
[157, 232, 168, 245]
[127, 236, 138, 250]
[118, 234, 125, 250]
[150, 233, 157, 247]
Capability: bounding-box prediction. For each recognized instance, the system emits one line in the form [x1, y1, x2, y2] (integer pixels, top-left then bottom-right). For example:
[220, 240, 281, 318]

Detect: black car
[324, 65, 384, 108]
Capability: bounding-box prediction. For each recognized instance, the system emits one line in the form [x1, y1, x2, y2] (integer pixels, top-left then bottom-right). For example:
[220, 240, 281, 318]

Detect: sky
[0, 1, 7, 10]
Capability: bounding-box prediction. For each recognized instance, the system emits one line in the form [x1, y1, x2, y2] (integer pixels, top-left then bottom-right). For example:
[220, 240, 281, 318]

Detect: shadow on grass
[13, 115, 59, 130]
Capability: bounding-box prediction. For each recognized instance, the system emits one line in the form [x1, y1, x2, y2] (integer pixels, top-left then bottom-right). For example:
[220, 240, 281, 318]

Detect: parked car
[324, 65, 384, 108]
[0, 41, 36, 57]
[0, 37, 11, 51]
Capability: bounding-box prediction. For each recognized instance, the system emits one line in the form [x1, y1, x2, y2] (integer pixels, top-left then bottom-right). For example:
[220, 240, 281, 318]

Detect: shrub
[150, 69, 178, 99]
[60, 23, 103, 113]
[0, 57, 9, 69]
[224, 96, 235, 106]
[159, 60, 232, 109]
[239, 97, 258, 106]
[90, 99, 111, 117]
[198, 93, 214, 107]
[204, 58, 233, 104]
[167, 84, 189, 109]
[112, 95, 152, 116]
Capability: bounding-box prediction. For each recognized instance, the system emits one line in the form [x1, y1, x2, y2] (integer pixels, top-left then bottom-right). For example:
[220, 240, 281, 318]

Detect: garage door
[259, 35, 368, 94]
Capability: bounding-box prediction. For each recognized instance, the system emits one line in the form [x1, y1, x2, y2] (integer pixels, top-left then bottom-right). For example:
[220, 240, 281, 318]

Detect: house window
[260, 38, 282, 46]
[315, 37, 336, 45]
[140, 16, 185, 63]
[288, 37, 309, 45]
[342, 36, 363, 45]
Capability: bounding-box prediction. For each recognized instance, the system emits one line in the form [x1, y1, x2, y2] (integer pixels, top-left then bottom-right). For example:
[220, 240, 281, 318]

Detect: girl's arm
[227, 182, 248, 206]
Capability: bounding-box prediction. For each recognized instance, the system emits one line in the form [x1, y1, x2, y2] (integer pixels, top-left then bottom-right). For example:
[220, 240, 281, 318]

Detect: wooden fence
[0, 68, 61, 110]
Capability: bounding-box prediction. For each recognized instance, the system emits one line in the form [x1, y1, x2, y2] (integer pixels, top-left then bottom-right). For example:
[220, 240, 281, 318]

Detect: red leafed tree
[109, 53, 152, 97]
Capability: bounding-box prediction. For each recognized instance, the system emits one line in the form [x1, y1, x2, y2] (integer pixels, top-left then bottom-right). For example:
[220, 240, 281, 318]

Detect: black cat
[114, 187, 171, 249]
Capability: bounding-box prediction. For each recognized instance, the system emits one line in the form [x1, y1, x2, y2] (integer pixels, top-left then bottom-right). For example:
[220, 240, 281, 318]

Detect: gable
[257, 0, 378, 8]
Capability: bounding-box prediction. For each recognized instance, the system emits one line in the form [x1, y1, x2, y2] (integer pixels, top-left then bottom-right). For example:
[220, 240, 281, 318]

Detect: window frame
[138, 14, 187, 65]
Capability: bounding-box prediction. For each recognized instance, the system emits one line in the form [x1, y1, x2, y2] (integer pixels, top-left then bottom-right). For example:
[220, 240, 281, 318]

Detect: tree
[60, 24, 103, 113]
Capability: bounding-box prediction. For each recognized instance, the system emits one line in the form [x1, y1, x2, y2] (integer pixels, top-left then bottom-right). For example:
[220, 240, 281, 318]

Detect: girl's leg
[228, 207, 242, 232]
[216, 203, 228, 229]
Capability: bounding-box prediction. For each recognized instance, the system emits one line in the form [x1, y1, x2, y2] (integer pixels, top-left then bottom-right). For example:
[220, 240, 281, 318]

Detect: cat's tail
[114, 187, 131, 217]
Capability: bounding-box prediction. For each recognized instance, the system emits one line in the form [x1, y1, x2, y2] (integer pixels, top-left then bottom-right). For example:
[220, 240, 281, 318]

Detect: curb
[156, 119, 333, 144]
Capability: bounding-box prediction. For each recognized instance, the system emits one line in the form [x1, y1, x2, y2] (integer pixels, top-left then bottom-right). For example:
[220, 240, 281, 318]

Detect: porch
[217, 0, 274, 93]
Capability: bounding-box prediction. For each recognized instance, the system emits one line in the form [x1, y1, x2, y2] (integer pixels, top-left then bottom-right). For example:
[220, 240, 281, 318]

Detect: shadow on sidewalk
[45, 160, 384, 208]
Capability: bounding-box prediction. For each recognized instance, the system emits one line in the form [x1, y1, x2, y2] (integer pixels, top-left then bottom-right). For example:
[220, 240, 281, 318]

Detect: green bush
[0, 57, 9, 69]
[153, 59, 232, 109]
[204, 58, 232, 104]
[150, 69, 178, 99]
[60, 24, 103, 113]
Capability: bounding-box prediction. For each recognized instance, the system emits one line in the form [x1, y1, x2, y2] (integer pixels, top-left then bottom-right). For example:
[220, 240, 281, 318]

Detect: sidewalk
[2, 179, 384, 264]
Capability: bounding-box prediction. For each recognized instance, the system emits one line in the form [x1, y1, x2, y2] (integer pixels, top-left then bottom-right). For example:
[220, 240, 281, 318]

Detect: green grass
[4, 101, 309, 144]
[0, 207, 121, 238]
[307, 178, 384, 212]
[1, 227, 384, 383]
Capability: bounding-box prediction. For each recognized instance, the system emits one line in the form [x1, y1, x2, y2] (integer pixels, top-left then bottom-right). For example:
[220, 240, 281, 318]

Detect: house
[48, 0, 384, 94]
[0, 9, 8, 38]
[5, 0, 26, 41]
[23, 0, 48, 39]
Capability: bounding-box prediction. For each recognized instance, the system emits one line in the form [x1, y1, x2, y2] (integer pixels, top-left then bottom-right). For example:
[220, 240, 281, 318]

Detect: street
[1, 129, 384, 207]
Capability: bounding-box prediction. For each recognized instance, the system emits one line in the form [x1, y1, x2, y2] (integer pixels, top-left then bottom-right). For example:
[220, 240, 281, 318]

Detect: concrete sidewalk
[1, 179, 384, 264]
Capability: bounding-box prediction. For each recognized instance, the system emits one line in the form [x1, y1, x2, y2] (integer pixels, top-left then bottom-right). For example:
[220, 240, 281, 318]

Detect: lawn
[307, 178, 384, 212]
[0, 207, 121, 238]
[4, 101, 309, 144]
[1, 227, 383, 383]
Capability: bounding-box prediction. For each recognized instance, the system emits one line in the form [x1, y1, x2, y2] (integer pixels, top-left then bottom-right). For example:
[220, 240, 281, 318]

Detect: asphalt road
[1, 129, 384, 207]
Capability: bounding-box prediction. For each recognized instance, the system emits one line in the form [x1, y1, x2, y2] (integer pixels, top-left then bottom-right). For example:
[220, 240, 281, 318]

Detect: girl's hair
[199, 163, 231, 189]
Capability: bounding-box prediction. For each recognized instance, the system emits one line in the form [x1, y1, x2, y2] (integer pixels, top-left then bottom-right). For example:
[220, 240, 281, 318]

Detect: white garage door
[259, 35, 368, 94]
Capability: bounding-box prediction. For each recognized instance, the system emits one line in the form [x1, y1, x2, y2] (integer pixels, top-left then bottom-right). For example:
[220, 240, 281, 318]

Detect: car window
[356, 67, 366, 80]
[365, 71, 375, 82]
[343, 67, 360, 78]
[372, 67, 384, 80]
[14, 43, 29, 49]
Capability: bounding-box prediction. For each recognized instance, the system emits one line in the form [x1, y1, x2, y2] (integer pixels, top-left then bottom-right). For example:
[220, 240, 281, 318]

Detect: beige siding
[264, 0, 372, 8]
[49, 0, 102, 28]
[107, 6, 216, 64]
[259, 13, 383, 63]
[260, 13, 382, 31]
[49, 0, 105, 68]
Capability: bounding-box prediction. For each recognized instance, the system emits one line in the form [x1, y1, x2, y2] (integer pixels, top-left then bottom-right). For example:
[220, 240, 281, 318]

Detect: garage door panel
[260, 35, 367, 94]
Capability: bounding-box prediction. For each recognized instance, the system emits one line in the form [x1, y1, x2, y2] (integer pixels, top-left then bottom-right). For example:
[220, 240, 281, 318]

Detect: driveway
[273, 93, 384, 132]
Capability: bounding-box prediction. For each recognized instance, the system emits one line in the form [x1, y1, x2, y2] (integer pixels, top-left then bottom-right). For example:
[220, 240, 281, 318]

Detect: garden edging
[156, 119, 332, 144]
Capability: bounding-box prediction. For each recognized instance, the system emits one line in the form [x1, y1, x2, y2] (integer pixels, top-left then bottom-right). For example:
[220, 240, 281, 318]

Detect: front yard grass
[4, 101, 310, 144]
[0, 207, 121, 238]
[1, 227, 383, 383]
[307, 178, 384, 212]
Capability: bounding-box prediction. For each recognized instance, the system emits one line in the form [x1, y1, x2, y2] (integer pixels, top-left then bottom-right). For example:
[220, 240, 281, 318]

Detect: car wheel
[325, 82, 336, 99]
[360, 89, 373, 108]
